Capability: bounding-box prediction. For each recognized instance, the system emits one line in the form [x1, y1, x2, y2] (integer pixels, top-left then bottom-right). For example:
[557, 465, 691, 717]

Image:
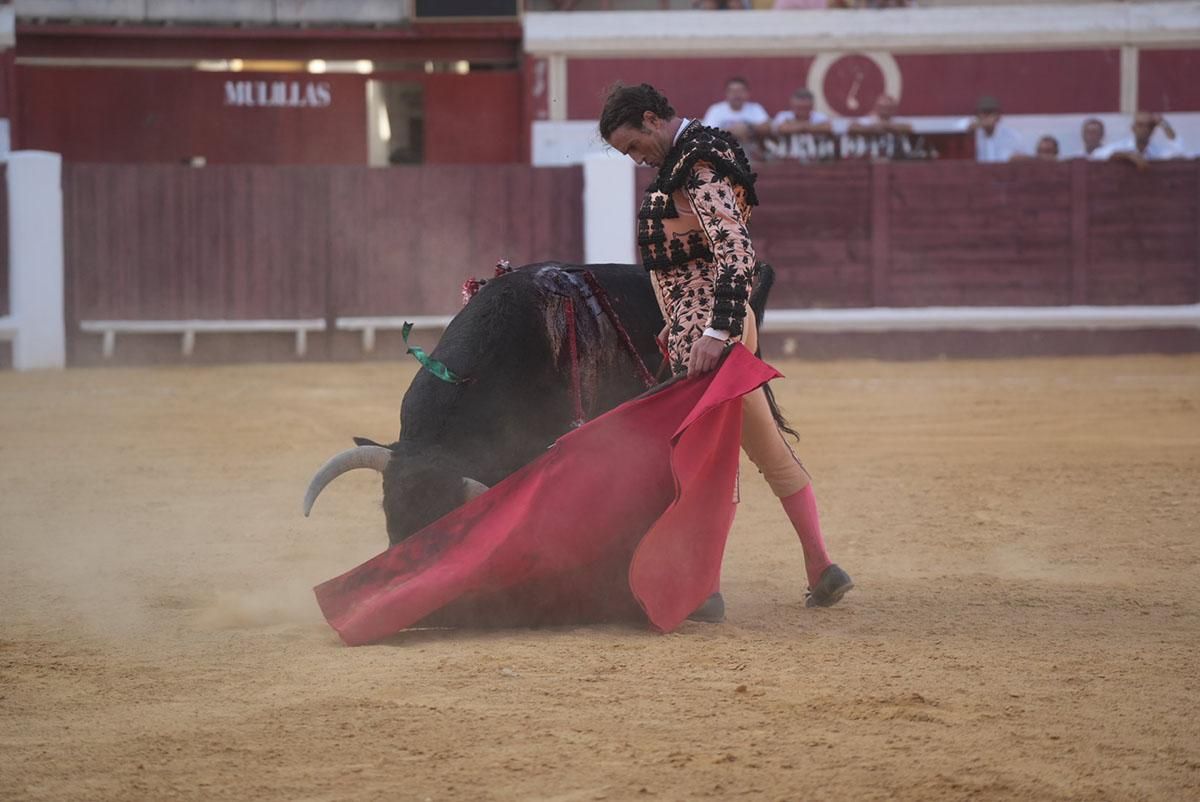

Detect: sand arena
[1, 354, 1198, 801]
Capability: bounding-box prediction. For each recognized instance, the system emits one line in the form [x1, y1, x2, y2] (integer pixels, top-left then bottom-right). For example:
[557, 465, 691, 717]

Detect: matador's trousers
[652, 269, 811, 500]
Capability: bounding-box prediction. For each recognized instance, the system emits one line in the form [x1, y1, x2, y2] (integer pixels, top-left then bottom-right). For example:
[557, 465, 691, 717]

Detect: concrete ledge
[524, 3, 1200, 56]
[15, 0, 413, 25]
[273, 0, 411, 25]
[80, 319, 327, 358]
[145, 0, 274, 24]
[14, 1, 146, 23]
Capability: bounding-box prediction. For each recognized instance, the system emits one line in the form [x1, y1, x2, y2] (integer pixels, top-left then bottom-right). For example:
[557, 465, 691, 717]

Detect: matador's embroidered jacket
[638, 120, 759, 374]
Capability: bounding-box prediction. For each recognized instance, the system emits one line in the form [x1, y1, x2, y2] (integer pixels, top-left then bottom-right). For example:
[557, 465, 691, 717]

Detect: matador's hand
[687, 335, 728, 378]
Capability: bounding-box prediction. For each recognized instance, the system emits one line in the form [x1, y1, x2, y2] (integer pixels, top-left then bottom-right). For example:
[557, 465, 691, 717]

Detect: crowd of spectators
[971, 98, 1188, 166]
[697, 77, 1193, 166]
[690, 1, 914, 8]
[771, 0, 913, 8]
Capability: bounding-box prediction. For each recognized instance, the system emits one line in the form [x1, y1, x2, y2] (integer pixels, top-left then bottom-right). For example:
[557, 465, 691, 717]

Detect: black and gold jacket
[637, 120, 759, 336]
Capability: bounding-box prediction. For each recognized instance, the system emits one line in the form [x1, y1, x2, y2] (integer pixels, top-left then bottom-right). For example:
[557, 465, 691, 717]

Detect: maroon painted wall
[1139, 49, 1200, 113]
[17, 21, 522, 64]
[18, 67, 368, 165]
[568, 57, 816, 121]
[63, 163, 585, 324]
[891, 51, 1120, 116]
[17, 65, 523, 165]
[566, 50, 1124, 121]
[422, 72, 523, 164]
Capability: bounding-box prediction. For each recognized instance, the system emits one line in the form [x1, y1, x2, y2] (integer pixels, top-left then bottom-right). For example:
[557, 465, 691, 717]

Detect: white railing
[12, 1, 415, 26]
[78, 318, 328, 358]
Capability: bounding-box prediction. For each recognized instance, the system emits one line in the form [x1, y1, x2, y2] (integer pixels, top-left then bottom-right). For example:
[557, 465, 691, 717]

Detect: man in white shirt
[849, 94, 912, 135]
[1081, 118, 1106, 157]
[768, 88, 834, 161]
[1035, 135, 1060, 161]
[701, 77, 771, 158]
[1090, 112, 1186, 166]
[969, 96, 1026, 163]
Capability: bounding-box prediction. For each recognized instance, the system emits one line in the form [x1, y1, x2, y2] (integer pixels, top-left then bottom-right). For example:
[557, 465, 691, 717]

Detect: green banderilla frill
[402, 322, 468, 384]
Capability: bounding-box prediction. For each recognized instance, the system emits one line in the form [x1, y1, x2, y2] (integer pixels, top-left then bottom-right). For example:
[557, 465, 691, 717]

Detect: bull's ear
[354, 436, 388, 448]
[462, 477, 489, 501]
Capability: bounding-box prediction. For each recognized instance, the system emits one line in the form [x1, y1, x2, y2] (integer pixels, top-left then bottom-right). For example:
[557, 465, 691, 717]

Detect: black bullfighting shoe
[805, 564, 854, 608]
[687, 592, 726, 623]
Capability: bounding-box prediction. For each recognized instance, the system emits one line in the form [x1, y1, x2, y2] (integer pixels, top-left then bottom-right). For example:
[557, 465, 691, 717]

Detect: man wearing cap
[969, 96, 1026, 163]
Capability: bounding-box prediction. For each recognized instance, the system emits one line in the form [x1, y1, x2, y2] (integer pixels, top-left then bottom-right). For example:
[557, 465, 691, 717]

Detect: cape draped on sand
[314, 345, 780, 646]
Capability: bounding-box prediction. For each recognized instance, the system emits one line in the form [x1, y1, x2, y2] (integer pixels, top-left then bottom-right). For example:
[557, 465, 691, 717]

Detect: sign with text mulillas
[224, 80, 333, 108]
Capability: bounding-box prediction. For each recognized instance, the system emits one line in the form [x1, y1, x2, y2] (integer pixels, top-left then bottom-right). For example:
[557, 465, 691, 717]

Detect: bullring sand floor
[1, 355, 1198, 801]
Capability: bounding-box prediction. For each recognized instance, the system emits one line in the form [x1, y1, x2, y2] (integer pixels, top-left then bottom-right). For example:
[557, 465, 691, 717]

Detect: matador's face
[606, 112, 675, 169]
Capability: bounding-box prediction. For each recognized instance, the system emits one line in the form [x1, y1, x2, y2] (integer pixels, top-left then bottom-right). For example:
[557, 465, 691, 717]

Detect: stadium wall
[750, 160, 1200, 309]
[63, 162, 585, 363]
[524, 4, 1200, 163]
[56, 160, 1200, 365]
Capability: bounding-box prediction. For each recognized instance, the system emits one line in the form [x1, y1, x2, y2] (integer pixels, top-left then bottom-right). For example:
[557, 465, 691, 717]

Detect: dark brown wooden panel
[59, 160, 1199, 343]
[1084, 162, 1199, 305]
[752, 162, 872, 307]
[65, 163, 584, 324]
[0, 163, 7, 317]
[329, 164, 584, 317]
[882, 161, 1074, 306]
[66, 164, 331, 321]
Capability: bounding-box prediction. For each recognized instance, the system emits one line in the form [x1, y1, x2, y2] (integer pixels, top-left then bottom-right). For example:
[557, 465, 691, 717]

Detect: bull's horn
[303, 445, 393, 517]
[462, 477, 489, 501]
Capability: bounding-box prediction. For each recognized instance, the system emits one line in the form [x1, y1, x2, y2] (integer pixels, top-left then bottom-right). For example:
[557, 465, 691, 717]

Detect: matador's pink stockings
[780, 484, 833, 589]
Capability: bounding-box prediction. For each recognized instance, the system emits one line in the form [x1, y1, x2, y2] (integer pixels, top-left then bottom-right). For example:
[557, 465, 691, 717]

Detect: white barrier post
[6, 151, 66, 370]
[583, 151, 636, 265]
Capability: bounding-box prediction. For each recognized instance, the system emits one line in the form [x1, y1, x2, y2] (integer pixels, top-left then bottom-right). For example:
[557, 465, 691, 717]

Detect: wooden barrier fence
[59, 160, 1200, 361]
[752, 160, 1200, 309]
[63, 164, 586, 326]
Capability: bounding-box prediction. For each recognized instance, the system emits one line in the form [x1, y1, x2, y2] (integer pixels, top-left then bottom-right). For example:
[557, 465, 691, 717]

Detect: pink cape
[314, 345, 780, 646]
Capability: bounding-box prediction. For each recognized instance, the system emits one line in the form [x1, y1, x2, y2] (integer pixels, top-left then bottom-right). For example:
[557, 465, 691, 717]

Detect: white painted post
[583, 151, 636, 266]
[7, 151, 66, 370]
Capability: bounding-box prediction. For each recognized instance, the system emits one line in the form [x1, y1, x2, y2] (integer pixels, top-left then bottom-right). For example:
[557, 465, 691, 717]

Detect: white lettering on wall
[223, 80, 334, 109]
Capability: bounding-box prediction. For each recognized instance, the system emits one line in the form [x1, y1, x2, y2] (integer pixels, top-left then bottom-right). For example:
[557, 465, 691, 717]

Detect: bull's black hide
[312, 261, 774, 546]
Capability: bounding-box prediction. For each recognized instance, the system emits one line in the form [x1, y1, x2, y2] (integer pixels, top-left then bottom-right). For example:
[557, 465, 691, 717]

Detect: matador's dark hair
[599, 82, 676, 140]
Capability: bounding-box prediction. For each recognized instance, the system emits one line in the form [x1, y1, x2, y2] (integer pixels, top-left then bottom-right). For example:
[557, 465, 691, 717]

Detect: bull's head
[303, 441, 488, 545]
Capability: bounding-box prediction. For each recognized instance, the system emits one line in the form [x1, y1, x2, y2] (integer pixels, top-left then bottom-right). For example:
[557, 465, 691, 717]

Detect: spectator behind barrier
[768, 88, 834, 161]
[693, 0, 751, 8]
[1036, 136, 1060, 161]
[828, 0, 912, 7]
[773, 0, 829, 8]
[1081, 118, 1106, 157]
[849, 94, 913, 135]
[968, 95, 1027, 162]
[1090, 112, 1187, 167]
[702, 77, 772, 159]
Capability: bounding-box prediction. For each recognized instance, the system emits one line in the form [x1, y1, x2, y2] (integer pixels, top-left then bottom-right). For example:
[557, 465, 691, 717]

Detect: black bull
[304, 261, 775, 545]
